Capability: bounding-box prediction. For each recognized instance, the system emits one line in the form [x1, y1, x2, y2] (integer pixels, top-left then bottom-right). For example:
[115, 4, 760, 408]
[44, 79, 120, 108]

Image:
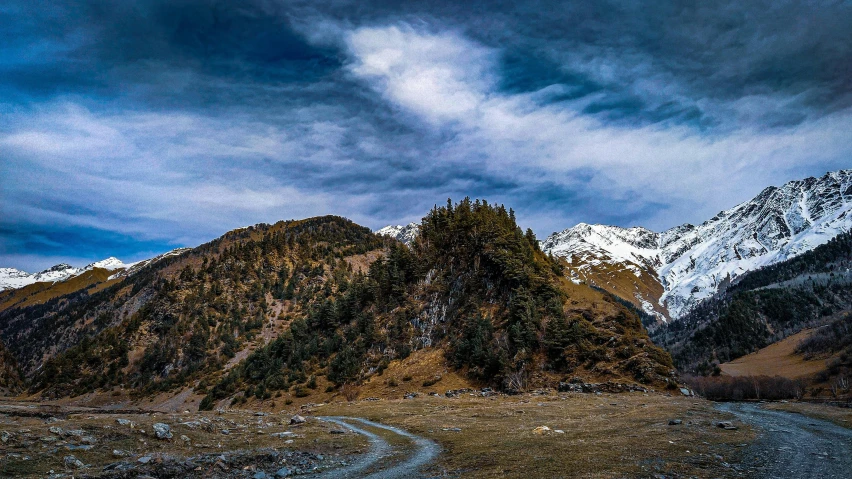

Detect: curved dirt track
[716, 402, 852, 479]
[313, 416, 440, 479]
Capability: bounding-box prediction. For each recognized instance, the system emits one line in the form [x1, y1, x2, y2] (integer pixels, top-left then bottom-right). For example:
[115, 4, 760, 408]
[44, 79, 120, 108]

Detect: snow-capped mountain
[376, 223, 419, 245]
[1, 257, 131, 291]
[0, 264, 82, 291]
[84, 257, 132, 271]
[542, 169, 852, 320]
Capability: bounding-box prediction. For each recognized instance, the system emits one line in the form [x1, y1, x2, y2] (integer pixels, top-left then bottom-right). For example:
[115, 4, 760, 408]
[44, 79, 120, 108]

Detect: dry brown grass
[559, 255, 669, 322]
[317, 392, 754, 478]
[720, 329, 828, 379]
[0, 268, 121, 312]
[343, 249, 384, 274]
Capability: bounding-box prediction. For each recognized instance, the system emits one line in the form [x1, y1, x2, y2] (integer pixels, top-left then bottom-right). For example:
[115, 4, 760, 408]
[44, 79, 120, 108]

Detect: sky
[2, 1, 851, 271]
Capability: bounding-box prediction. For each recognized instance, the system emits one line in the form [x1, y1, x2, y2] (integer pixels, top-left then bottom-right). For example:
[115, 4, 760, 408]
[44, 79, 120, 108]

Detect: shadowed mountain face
[0, 201, 673, 404]
[539, 169, 852, 321]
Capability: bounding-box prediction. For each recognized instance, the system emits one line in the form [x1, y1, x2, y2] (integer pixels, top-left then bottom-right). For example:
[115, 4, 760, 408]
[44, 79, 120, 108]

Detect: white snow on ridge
[85, 257, 130, 271]
[543, 169, 852, 319]
[0, 263, 82, 291]
[0, 249, 190, 291]
[376, 223, 420, 245]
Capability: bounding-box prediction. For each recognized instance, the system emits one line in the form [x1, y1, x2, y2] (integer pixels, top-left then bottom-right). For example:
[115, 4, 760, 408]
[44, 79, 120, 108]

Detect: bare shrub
[684, 375, 805, 401]
[341, 383, 359, 402]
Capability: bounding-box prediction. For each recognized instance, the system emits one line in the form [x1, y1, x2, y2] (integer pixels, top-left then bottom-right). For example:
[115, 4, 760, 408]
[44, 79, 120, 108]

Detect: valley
[0, 392, 759, 479]
[0, 175, 850, 477]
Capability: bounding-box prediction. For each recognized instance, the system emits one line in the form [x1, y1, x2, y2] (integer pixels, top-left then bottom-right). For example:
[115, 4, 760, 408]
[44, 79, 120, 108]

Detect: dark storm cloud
[1, 0, 851, 271]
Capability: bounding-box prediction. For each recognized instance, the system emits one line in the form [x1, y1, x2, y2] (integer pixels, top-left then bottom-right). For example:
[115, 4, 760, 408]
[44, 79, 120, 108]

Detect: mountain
[651, 229, 852, 380]
[0, 202, 673, 406]
[376, 222, 419, 245]
[0, 257, 135, 292]
[542, 169, 852, 320]
[0, 264, 82, 290]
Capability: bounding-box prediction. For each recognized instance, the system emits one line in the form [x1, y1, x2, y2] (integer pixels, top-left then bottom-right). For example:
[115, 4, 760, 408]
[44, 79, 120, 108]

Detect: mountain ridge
[540, 169, 852, 320]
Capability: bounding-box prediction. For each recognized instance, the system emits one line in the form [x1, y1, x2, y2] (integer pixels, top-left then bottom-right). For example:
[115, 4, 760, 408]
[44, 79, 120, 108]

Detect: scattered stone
[254, 412, 268, 416]
[116, 418, 133, 426]
[152, 423, 173, 440]
[180, 435, 191, 443]
[65, 444, 94, 451]
[253, 472, 269, 479]
[138, 456, 153, 464]
[290, 415, 306, 425]
[1, 431, 13, 443]
[480, 387, 497, 397]
[284, 439, 294, 444]
[533, 426, 551, 435]
[716, 421, 738, 430]
[444, 388, 474, 398]
[112, 449, 130, 457]
[679, 387, 693, 397]
[49, 426, 64, 435]
[271, 432, 294, 438]
[363, 397, 380, 401]
[669, 419, 683, 426]
[557, 381, 648, 394]
[554, 429, 565, 434]
[63, 455, 85, 469]
[403, 392, 418, 399]
[221, 429, 230, 435]
[329, 429, 346, 435]
[441, 427, 462, 432]
[275, 467, 292, 478]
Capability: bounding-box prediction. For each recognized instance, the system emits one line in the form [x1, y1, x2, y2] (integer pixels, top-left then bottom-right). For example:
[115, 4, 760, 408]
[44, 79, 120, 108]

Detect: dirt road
[314, 416, 440, 478]
[716, 402, 852, 479]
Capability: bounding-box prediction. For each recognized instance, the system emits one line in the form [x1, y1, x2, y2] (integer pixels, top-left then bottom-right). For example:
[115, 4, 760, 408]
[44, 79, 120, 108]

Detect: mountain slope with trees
[651, 230, 852, 378]
[0, 200, 674, 407]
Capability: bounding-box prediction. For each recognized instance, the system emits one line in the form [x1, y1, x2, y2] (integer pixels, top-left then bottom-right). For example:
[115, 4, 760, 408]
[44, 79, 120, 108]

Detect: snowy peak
[376, 223, 419, 245]
[0, 257, 134, 291]
[0, 263, 83, 291]
[0, 268, 36, 291]
[543, 169, 852, 320]
[85, 257, 129, 271]
[541, 223, 660, 269]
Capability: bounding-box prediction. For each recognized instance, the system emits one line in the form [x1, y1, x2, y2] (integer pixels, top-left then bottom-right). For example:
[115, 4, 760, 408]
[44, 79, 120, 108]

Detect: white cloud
[344, 25, 852, 229]
[346, 25, 495, 124]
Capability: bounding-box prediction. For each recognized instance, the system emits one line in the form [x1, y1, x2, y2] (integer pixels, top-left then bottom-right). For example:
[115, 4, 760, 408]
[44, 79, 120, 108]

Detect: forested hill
[0, 200, 674, 407]
[651, 230, 852, 375]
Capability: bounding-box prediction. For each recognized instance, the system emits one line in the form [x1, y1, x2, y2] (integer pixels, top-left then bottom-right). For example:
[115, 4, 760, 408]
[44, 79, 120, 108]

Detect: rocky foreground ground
[5, 392, 847, 478]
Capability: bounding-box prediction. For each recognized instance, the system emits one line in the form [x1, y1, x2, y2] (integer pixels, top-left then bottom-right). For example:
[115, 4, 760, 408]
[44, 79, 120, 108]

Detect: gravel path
[314, 416, 440, 479]
[716, 402, 852, 479]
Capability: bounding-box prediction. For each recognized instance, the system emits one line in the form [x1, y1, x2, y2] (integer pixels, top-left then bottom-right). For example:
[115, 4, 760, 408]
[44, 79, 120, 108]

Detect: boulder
[63, 455, 85, 469]
[152, 423, 173, 440]
[668, 419, 683, 426]
[289, 415, 306, 425]
[533, 426, 551, 435]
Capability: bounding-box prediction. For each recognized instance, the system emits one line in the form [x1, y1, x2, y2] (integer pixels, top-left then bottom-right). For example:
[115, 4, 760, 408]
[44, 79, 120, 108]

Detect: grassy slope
[719, 329, 829, 380]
